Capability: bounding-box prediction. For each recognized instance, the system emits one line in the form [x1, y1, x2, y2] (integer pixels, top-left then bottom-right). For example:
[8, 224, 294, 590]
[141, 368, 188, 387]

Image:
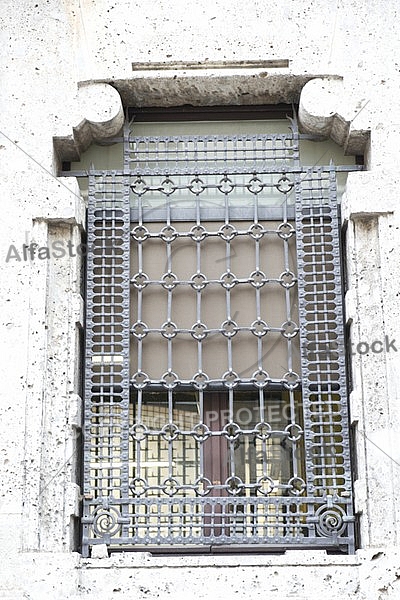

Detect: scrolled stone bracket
[298, 77, 370, 156]
[54, 82, 124, 162]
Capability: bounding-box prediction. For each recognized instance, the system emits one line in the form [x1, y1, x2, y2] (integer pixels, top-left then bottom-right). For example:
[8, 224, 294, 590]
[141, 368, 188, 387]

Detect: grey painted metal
[294, 164, 355, 552]
[82, 170, 131, 557]
[81, 119, 355, 556]
[82, 495, 354, 549]
[60, 164, 363, 178]
[130, 205, 296, 222]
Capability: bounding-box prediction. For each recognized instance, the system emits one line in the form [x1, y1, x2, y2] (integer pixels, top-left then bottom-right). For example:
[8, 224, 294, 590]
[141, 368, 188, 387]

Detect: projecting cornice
[53, 74, 370, 162]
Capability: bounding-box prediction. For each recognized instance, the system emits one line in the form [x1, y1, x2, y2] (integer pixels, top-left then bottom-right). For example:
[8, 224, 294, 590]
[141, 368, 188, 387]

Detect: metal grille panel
[295, 166, 353, 501]
[127, 130, 297, 175]
[82, 121, 355, 556]
[83, 173, 131, 547]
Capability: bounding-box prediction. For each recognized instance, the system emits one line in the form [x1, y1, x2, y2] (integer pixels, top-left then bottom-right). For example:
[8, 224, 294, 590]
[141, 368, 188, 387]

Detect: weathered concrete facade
[1, 0, 400, 597]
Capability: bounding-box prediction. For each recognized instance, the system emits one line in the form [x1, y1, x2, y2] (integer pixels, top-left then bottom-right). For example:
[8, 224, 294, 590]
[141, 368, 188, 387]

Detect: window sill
[79, 549, 361, 569]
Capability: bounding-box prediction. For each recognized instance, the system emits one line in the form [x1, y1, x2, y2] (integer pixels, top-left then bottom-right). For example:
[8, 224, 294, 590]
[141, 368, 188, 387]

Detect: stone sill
[80, 549, 362, 570]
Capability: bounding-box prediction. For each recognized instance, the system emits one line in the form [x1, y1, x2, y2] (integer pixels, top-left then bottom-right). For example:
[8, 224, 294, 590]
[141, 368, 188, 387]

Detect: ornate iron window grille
[81, 117, 355, 556]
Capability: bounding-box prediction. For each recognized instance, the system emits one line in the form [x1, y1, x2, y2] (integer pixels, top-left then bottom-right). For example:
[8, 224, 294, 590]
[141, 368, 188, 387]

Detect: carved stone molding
[54, 76, 370, 162]
[54, 82, 124, 161]
[298, 78, 370, 155]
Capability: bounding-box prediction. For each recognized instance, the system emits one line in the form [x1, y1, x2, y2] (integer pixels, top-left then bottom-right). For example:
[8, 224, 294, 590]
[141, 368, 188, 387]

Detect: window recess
[79, 114, 359, 556]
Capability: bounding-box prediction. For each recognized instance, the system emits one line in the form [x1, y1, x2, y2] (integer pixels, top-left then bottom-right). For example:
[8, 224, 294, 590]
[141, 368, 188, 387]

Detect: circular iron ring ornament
[251, 318, 270, 337]
[190, 272, 207, 290]
[217, 175, 235, 195]
[161, 423, 180, 442]
[131, 321, 148, 339]
[222, 422, 241, 441]
[161, 320, 178, 339]
[131, 225, 150, 241]
[189, 224, 207, 241]
[287, 476, 306, 496]
[131, 371, 150, 389]
[221, 271, 238, 289]
[254, 421, 272, 441]
[189, 176, 206, 195]
[315, 504, 347, 537]
[92, 506, 122, 537]
[161, 272, 178, 290]
[130, 477, 148, 496]
[218, 223, 237, 241]
[191, 322, 208, 341]
[279, 270, 297, 288]
[246, 175, 263, 195]
[226, 475, 244, 495]
[131, 272, 149, 290]
[160, 177, 176, 195]
[250, 269, 268, 288]
[163, 477, 180, 496]
[248, 222, 265, 240]
[283, 371, 301, 390]
[257, 475, 275, 495]
[192, 371, 209, 389]
[222, 370, 240, 388]
[277, 222, 296, 239]
[161, 370, 180, 389]
[130, 422, 148, 442]
[276, 175, 294, 194]
[191, 423, 211, 442]
[160, 225, 178, 242]
[221, 319, 238, 338]
[130, 176, 147, 195]
[195, 476, 213, 496]
[281, 320, 299, 339]
[284, 422, 303, 442]
[252, 369, 271, 388]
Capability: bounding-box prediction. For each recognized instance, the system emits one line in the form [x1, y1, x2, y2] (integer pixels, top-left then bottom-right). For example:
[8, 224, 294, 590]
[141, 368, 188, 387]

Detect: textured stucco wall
[1, 0, 400, 598]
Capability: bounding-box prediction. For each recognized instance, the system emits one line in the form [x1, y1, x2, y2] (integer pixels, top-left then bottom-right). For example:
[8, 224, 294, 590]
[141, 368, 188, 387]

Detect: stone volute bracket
[54, 82, 124, 162]
[298, 77, 369, 156]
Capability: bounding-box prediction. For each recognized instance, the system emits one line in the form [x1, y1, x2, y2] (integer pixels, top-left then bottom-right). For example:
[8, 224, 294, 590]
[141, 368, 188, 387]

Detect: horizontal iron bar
[58, 133, 333, 149]
[106, 542, 352, 554]
[129, 381, 301, 392]
[130, 206, 296, 222]
[128, 133, 294, 143]
[60, 165, 364, 178]
[83, 495, 353, 506]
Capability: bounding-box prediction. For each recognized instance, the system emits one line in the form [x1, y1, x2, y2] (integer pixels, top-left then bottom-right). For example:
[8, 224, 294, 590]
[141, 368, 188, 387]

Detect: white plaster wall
[1, 0, 400, 598]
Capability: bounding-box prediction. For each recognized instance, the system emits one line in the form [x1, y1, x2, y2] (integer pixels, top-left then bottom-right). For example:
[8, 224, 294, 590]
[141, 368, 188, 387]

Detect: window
[78, 109, 357, 556]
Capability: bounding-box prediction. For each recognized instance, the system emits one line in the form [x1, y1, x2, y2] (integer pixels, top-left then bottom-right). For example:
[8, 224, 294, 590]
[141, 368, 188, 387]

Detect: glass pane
[129, 390, 305, 499]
